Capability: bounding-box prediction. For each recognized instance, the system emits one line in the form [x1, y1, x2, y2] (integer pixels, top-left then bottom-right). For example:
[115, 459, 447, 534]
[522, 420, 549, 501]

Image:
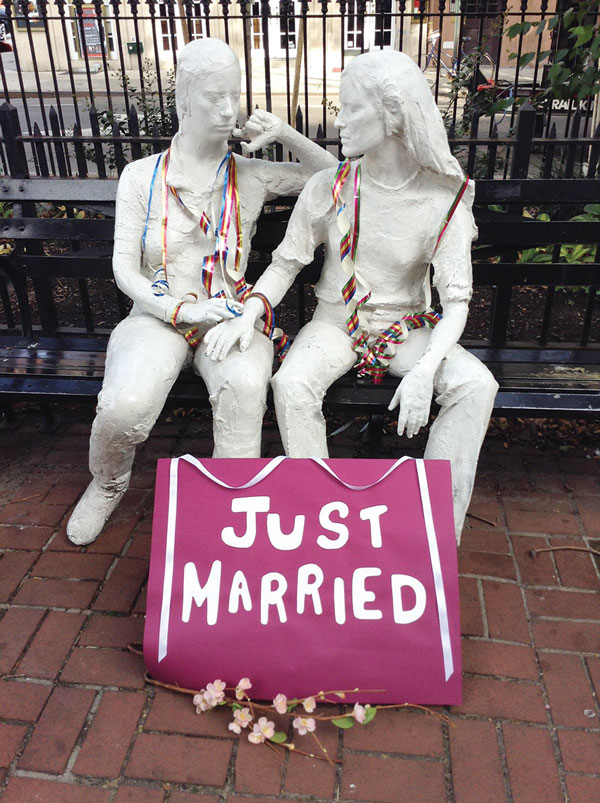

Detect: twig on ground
[466, 511, 497, 527]
[529, 545, 600, 559]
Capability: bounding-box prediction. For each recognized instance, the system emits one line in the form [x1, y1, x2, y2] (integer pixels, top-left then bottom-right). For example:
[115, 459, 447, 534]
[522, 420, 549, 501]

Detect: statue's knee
[95, 390, 155, 444]
[475, 366, 499, 403]
[272, 368, 320, 411]
[209, 370, 269, 419]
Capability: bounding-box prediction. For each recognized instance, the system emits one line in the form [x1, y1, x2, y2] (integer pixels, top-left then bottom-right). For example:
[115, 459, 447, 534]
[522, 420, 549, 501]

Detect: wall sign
[144, 456, 462, 704]
[80, 5, 103, 58]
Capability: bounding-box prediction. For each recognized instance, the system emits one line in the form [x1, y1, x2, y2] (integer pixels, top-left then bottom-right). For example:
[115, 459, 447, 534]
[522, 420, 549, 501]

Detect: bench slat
[2, 218, 115, 240]
[0, 178, 118, 203]
[474, 179, 600, 204]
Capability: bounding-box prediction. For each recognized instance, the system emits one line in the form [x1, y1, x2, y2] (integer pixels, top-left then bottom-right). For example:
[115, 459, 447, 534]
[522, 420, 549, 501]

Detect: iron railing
[0, 0, 598, 179]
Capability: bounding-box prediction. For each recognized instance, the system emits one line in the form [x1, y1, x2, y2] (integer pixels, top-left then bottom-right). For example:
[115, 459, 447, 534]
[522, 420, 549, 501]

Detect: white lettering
[296, 563, 324, 615]
[359, 504, 388, 548]
[334, 576, 346, 624]
[260, 572, 288, 624]
[352, 567, 382, 620]
[316, 501, 349, 549]
[267, 512, 306, 551]
[182, 560, 221, 625]
[221, 496, 271, 548]
[228, 569, 252, 614]
[391, 574, 427, 624]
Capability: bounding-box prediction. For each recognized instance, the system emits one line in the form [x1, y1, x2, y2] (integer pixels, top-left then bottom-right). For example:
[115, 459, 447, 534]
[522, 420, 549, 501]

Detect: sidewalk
[0, 404, 599, 802]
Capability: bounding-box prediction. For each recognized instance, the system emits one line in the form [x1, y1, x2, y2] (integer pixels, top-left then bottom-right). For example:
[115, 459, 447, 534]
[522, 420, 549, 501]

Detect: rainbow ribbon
[332, 159, 371, 345]
[201, 153, 247, 302]
[247, 292, 290, 361]
[354, 311, 442, 383]
[142, 148, 255, 349]
[331, 163, 470, 383]
[432, 175, 470, 258]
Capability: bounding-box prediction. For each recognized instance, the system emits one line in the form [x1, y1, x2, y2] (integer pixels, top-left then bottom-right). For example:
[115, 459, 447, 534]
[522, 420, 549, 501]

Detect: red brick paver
[1, 409, 599, 801]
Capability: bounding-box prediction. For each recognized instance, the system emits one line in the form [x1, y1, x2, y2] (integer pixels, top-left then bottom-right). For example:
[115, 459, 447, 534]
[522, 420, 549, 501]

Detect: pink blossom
[303, 696, 316, 713]
[293, 716, 316, 735]
[193, 689, 218, 713]
[273, 693, 288, 714]
[228, 707, 252, 734]
[248, 716, 275, 744]
[352, 703, 371, 724]
[206, 679, 226, 703]
[235, 677, 252, 700]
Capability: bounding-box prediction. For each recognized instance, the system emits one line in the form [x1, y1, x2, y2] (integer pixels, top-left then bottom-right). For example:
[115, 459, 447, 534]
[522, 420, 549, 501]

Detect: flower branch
[144, 674, 448, 763]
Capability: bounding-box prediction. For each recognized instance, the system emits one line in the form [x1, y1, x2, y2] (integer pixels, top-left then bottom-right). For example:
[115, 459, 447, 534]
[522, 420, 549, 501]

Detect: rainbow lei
[142, 148, 257, 349]
[331, 163, 470, 383]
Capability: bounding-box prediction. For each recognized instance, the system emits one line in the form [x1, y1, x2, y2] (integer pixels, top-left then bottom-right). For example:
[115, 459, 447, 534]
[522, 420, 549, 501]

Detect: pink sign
[144, 456, 462, 704]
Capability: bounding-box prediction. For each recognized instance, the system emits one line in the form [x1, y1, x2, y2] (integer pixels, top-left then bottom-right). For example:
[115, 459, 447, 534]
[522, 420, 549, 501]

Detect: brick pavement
[0, 405, 599, 802]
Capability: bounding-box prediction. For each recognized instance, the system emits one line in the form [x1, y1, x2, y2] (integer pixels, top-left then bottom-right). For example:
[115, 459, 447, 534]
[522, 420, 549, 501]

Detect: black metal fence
[0, 0, 598, 180]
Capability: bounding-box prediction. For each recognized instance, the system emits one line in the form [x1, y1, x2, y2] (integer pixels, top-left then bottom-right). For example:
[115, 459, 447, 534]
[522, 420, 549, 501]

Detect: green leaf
[548, 15, 561, 30]
[269, 731, 288, 744]
[363, 706, 377, 724]
[536, 19, 547, 36]
[573, 25, 594, 47]
[518, 52, 536, 69]
[332, 716, 355, 729]
[232, 702, 242, 711]
[507, 22, 526, 38]
[547, 62, 567, 82]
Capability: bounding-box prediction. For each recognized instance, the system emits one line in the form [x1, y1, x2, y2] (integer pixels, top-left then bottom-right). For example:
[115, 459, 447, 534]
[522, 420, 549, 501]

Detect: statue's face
[186, 66, 241, 142]
[334, 77, 387, 158]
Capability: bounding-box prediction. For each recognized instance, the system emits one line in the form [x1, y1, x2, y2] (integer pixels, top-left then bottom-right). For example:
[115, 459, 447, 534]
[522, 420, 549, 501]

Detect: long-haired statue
[206, 49, 498, 541]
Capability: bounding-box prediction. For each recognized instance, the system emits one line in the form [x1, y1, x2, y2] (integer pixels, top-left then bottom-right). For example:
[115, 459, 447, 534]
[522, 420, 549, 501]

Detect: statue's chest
[353, 193, 440, 268]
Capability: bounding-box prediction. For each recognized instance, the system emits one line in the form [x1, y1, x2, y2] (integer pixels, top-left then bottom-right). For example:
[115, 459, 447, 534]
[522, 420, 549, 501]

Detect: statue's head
[175, 38, 241, 130]
[337, 50, 464, 183]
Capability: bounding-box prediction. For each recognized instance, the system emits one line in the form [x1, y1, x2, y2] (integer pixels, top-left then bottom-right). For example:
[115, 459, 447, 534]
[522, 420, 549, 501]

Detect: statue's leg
[67, 314, 189, 545]
[270, 319, 356, 457]
[194, 330, 273, 458]
[388, 331, 498, 543]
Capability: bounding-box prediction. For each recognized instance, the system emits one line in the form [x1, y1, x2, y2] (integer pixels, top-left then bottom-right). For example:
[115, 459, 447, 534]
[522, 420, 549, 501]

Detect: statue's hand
[388, 368, 434, 438]
[233, 109, 285, 155]
[177, 298, 241, 326]
[203, 315, 255, 361]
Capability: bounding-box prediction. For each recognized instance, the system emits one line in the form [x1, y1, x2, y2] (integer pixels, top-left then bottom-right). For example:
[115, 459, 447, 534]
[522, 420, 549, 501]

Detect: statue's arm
[112, 162, 180, 323]
[112, 163, 234, 328]
[389, 202, 474, 438]
[204, 174, 326, 361]
[236, 109, 337, 194]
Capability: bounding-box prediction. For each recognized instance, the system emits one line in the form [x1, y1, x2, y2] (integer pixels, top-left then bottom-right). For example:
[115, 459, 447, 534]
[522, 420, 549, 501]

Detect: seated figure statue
[67, 38, 336, 546]
[205, 49, 499, 542]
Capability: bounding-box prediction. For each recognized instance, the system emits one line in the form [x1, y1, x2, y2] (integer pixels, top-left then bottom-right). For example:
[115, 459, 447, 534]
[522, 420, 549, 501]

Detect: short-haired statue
[67, 38, 336, 546]
[205, 49, 499, 542]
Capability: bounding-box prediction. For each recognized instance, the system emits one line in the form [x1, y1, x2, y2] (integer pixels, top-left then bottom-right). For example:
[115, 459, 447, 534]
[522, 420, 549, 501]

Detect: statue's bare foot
[67, 474, 130, 546]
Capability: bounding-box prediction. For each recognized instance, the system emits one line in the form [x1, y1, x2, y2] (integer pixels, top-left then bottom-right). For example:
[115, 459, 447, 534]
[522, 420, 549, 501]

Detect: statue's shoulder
[302, 164, 339, 195]
[118, 152, 166, 192]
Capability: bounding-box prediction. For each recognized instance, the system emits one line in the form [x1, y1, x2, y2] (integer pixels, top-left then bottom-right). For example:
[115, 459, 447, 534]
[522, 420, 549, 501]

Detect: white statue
[67, 38, 337, 546]
[205, 49, 498, 542]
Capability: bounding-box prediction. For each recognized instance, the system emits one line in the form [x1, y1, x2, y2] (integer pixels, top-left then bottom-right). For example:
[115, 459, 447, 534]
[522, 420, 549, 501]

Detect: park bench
[0, 108, 599, 436]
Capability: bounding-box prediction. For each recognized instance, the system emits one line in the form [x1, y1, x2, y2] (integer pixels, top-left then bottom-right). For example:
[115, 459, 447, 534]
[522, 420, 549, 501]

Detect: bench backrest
[1, 176, 599, 351]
